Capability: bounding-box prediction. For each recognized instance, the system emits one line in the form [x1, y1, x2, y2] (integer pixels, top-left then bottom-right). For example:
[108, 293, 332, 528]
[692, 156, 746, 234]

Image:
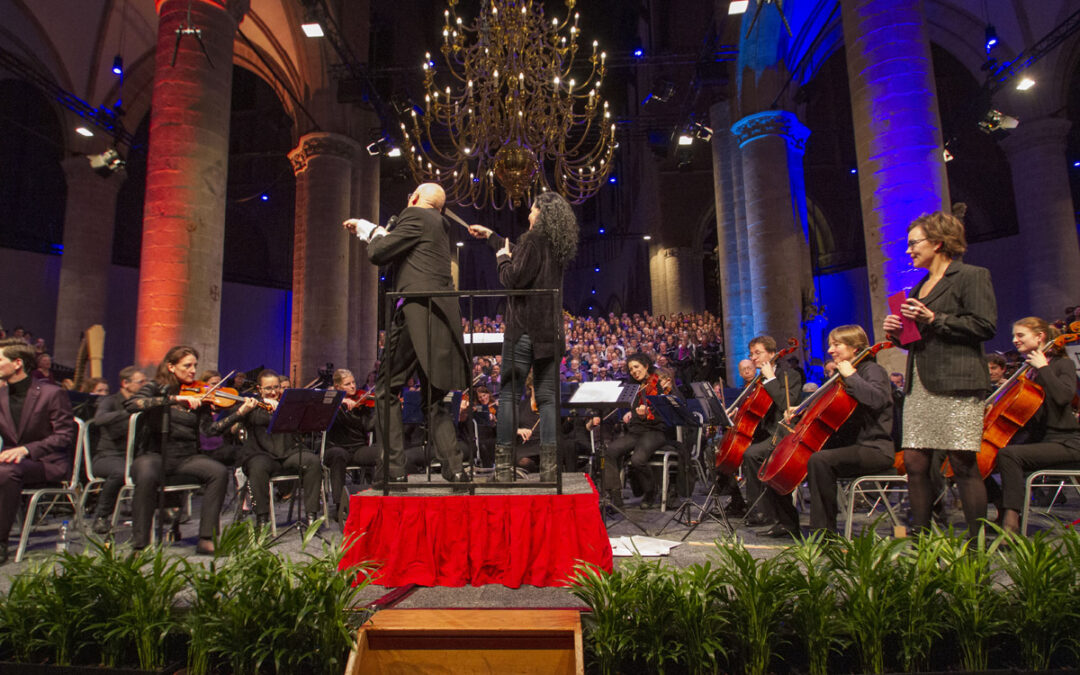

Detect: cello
[759, 341, 894, 494]
[942, 321, 1080, 479]
[714, 338, 799, 474]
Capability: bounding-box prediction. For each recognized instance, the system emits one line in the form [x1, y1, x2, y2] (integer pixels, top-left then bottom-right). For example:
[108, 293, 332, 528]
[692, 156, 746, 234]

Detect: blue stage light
[633, 48, 643, 58]
[112, 55, 123, 76]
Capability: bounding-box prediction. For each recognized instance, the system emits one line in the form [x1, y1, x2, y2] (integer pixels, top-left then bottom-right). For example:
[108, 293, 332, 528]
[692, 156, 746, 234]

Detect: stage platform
[338, 473, 614, 588]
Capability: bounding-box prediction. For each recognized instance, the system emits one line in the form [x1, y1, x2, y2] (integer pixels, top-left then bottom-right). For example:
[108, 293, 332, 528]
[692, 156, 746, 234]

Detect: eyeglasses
[260, 385, 281, 392]
[906, 237, 928, 249]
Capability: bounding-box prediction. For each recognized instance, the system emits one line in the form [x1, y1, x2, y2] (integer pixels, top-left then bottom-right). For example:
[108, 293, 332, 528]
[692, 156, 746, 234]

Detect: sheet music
[570, 381, 624, 403]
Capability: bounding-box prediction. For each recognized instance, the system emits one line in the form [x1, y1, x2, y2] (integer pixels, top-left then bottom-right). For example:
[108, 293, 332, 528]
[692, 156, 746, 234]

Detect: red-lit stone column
[288, 132, 360, 382]
[348, 147, 380, 381]
[54, 158, 125, 367]
[134, 0, 248, 370]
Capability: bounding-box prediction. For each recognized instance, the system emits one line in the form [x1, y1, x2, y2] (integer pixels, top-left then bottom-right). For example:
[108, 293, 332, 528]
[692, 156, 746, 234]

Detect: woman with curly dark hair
[469, 191, 579, 481]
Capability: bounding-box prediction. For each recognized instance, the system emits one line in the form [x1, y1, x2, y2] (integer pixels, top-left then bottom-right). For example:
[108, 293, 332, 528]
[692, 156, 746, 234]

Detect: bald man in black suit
[345, 183, 470, 485]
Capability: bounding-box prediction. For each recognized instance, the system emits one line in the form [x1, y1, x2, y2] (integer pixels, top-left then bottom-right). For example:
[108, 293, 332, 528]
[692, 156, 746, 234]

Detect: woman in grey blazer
[883, 210, 997, 535]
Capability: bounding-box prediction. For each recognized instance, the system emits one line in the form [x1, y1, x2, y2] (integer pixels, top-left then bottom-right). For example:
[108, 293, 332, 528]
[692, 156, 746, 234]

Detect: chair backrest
[690, 411, 705, 460]
[122, 412, 142, 486]
[68, 418, 87, 488]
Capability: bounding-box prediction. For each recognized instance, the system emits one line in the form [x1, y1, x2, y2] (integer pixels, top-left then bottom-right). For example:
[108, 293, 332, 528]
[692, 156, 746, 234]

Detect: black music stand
[566, 382, 648, 534]
[267, 388, 343, 542]
[655, 391, 735, 539]
[690, 382, 733, 428]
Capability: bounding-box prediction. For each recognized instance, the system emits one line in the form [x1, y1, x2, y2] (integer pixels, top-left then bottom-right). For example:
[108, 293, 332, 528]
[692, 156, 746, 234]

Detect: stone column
[648, 242, 666, 316]
[731, 110, 811, 348]
[288, 132, 361, 383]
[710, 101, 753, 380]
[348, 149, 381, 382]
[999, 118, 1080, 321]
[659, 247, 703, 315]
[53, 158, 125, 367]
[134, 0, 248, 371]
[842, 0, 948, 358]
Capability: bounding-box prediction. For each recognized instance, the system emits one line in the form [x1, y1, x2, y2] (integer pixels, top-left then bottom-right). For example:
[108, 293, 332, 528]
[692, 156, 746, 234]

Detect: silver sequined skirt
[901, 362, 984, 452]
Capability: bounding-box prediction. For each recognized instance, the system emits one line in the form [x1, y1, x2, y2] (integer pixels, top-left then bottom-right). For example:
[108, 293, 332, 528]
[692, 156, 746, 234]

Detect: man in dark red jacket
[0, 338, 76, 563]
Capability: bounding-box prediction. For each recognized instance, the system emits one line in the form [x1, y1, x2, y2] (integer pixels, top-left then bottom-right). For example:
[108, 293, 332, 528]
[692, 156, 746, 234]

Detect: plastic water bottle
[56, 520, 69, 553]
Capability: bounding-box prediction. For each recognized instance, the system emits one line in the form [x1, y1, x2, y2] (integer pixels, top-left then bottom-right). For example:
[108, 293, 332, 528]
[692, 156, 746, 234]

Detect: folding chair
[111, 412, 202, 543]
[1020, 466, 1080, 535]
[15, 418, 86, 562]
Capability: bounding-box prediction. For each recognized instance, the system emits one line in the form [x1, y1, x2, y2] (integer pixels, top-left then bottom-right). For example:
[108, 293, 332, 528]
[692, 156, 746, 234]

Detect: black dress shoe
[639, 492, 657, 509]
[92, 516, 112, 535]
[745, 512, 773, 527]
[447, 472, 472, 493]
[761, 524, 799, 539]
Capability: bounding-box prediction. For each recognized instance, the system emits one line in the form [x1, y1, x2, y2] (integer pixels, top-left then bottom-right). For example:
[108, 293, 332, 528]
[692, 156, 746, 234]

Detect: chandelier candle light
[399, 0, 617, 209]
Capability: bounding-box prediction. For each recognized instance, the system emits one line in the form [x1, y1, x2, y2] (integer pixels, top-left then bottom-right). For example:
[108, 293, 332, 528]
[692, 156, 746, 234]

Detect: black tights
[904, 448, 986, 535]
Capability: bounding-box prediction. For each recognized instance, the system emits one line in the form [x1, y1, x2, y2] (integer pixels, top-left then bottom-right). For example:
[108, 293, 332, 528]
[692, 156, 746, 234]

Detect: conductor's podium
[346, 609, 584, 674]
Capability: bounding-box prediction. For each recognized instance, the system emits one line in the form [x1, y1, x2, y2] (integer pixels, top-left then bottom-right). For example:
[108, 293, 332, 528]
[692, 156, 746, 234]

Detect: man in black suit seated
[0, 338, 76, 563]
[89, 365, 147, 534]
[344, 183, 470, 485]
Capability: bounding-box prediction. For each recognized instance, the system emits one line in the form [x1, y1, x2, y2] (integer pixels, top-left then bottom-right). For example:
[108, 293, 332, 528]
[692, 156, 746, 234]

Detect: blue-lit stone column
[842, 0, 948, 349]
[1000, 118, 1080, 321]
[731, 110, 811, 349]
[710, 101, 753, 381]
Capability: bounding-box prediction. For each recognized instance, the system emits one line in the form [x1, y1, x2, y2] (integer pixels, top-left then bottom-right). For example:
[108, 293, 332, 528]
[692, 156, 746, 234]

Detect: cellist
[740, 336, 803, 529]
[995, 317, 1080, 533]
[761, 325, 895, 537]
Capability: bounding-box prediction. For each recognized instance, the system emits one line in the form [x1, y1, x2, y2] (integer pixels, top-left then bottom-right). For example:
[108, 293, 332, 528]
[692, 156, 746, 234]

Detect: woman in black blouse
[995, 317, 1080, 533]
[468, 192, 579, 481]
[124, 345, 231, 553]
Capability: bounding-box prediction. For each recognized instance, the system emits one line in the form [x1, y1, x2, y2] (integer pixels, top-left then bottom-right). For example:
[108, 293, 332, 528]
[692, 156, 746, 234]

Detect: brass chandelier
[398, 0, 617, 209]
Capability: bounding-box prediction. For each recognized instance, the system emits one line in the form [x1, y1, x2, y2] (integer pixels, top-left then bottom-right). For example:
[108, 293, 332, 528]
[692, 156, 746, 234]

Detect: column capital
[289, 132, 363, 175]
[999, 117, 1073, 157]
[731, 110, 810, 152]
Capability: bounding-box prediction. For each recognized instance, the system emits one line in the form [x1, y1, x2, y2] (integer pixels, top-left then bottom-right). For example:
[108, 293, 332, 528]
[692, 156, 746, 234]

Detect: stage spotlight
[301, 21, 324, 38]
[456, 241, 464, 248]
[729, 1, 749, 14]
[984, 24, 998, 53]
[689, 121, 713, 141]
[677, 134, 694, 146]
[75, 127, 94, 138]
[633, 48, 644, 58]
[366, 137, 400, 156]
[111, 55, 123, 76]
[643, 235, 652, 241]
[1016, 77, 1035, 91]
[978, 109, 1019, 133]
[260, 193, 269, 201]
[943, 148, 954, 162]
[88, 148, 126, 176]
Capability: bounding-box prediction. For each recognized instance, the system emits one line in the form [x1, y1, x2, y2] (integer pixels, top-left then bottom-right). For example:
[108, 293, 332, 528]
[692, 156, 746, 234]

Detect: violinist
[785, 325, 895, 535]
[995, 317, 1080, 533]
[739, 336, 803, 529]
[602, 353, 670, 509]
[216, 370, 323, 530]
[458, 385, 496, 468]
[123, 346, 232, 554]
[324, 368, 380, 517]
[883, 210, 996, 535]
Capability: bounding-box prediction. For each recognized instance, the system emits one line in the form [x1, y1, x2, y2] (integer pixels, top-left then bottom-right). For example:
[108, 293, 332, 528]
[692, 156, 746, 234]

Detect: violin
[179, 380, 273, 412]
[714, 338, 799, 473]
[941, 321, 1080, 479]
[345, 388, 376, 408]
[759, 341, 894, 494]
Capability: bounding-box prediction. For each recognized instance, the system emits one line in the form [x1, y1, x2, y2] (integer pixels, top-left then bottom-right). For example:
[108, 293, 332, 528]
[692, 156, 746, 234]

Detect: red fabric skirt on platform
[338, 476, 614, 588]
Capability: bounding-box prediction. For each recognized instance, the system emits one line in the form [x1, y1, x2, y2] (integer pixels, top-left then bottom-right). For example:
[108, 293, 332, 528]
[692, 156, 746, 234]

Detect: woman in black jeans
[469, 192, 579, 481]
[124, 345, 231, 553]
